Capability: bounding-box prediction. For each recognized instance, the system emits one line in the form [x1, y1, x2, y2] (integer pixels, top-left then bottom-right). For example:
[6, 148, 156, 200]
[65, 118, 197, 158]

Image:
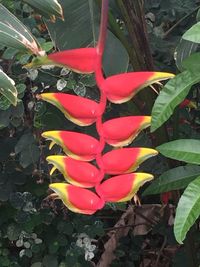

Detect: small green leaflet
[0, 70, 18, 106]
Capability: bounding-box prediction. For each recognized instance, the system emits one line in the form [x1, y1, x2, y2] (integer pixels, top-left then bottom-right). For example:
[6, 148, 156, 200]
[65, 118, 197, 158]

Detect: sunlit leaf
[174, 176, 200, 244]
[143, 165, 200, 195]
[0, 70, 17, 106]
[157, 139, 200, 164]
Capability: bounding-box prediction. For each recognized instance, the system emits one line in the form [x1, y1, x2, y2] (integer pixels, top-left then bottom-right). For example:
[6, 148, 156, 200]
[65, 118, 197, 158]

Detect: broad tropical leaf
[151, 71, 200, 132]
[102, 72, 174, 104]
[49, 183, 105, 214]
[157, 139, 200, 164]
[143, 165, 200, 196]
[102, 148, 158, 175]
[174, 38, 198, 71]
[96, 173, 153, 202]
[0, 70, 17, 106]
[46, 155, 101, 188]
[182, 22, 200, 43]
[45, 0, 129, 75]
[0, 4, 42, 55]
[23, 0, 63, 21]
[174, 176, 200, 243]
[42, 131, 99, 161]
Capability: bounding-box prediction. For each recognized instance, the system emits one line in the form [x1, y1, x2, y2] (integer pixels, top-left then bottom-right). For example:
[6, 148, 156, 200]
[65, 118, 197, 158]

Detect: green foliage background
[0, 0, 200, 266]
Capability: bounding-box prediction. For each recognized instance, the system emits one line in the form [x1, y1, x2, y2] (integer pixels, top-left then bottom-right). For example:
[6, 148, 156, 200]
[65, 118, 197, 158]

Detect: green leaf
[7, 223, 21, 241]
[0, 70, 17, 106]
[174, 176, 200, 244]
[182, 52, 200, 72]
[183, 22, 200, 43]
[151, 71, 200, 132]
[174, 38, 198, 71]
[143, 165, 200, 196]
[23, 0, 63, 21]
[45, 0, 129, 75]
[157, 139, 200, 164]
[0, 4, 42, 54]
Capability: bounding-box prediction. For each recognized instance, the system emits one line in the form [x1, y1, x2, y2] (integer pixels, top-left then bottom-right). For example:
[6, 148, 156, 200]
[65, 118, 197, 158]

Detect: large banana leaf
[143, 165, 200, 196]
[174, 176, 200, 244]
[157, 139, 200, 165]
[23, 0, 63, 21]
[45, 0, 129, 76]
[151, 70, 200, 132]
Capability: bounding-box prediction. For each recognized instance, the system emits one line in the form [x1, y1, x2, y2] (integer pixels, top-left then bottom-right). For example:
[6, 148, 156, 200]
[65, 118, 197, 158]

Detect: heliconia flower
[101, 72, 175, 103]
[179, 99, 197, 109]
[25, 48, 98, 74]
[46, 155, 101, 188]
[102, 147, 158, 175]
[102, 116, 151, 147]
[40, 93, 100, 126]
[49, 183, 105, 214]
[96, 173, 153, 202]
[42, 131, 99, 161]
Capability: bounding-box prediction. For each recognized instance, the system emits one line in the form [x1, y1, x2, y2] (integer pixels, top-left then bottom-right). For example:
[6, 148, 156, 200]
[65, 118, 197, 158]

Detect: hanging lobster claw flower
[49, 183, 105, 214]
[40, 93, 100, 126]
[46, 155, 101, 188]
[42, 131, 99, 161]
[96, 173, 153, 202]
[25, 48, 98, 74]
[102, 116, 151, 147]
[102, 72, 175, 103]
[102, 147, 158, 175]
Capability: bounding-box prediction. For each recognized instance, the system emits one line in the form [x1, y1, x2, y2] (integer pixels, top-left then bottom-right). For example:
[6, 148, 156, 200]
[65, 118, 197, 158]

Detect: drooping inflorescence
[37, 0, 174, 215]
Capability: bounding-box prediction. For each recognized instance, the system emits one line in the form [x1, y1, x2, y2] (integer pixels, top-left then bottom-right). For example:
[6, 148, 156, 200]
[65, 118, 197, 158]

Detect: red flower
[50, 183, 105, 215]
[102, 147, 158, 174]
[102, 116, 151, 147]
[47, 155, 101, 188]
[96, 173, 153, 202]
[48, 48, 98, 73]
[40, 93, 100, 126]
[102, 72, 175, 103]
[42, 131, 99, 161]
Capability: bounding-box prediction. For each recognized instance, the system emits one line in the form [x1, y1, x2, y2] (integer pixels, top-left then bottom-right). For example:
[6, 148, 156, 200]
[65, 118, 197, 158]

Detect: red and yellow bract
[48, 48, 98, 73]
[96, 173, 153, 202]
[102, 148, 158, 175]
[42, 131, 99, 161]
[47, 155, 101, 188]
[102, 116, 151, 147]
[50, 183, 105, 214]
[40, 93, 100, 126]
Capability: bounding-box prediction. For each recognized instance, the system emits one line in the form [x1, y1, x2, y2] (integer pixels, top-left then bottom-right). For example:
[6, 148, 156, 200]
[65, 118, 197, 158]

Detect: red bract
[40, 93, 100, 126]
[50, 183, 105, 214]
[46, 155, 101, 188]
[102, 116, 151, 147]
[102, 148, 158, 175]
[96, 173, 153, 202]
[42, 131, 99, 161]
[48, 48, 98, 73]
[102, 72, 175, 103]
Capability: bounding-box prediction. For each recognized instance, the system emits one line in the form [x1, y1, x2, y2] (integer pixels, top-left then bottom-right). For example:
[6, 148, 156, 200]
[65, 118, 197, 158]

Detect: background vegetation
[1, 0, 200, 266]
